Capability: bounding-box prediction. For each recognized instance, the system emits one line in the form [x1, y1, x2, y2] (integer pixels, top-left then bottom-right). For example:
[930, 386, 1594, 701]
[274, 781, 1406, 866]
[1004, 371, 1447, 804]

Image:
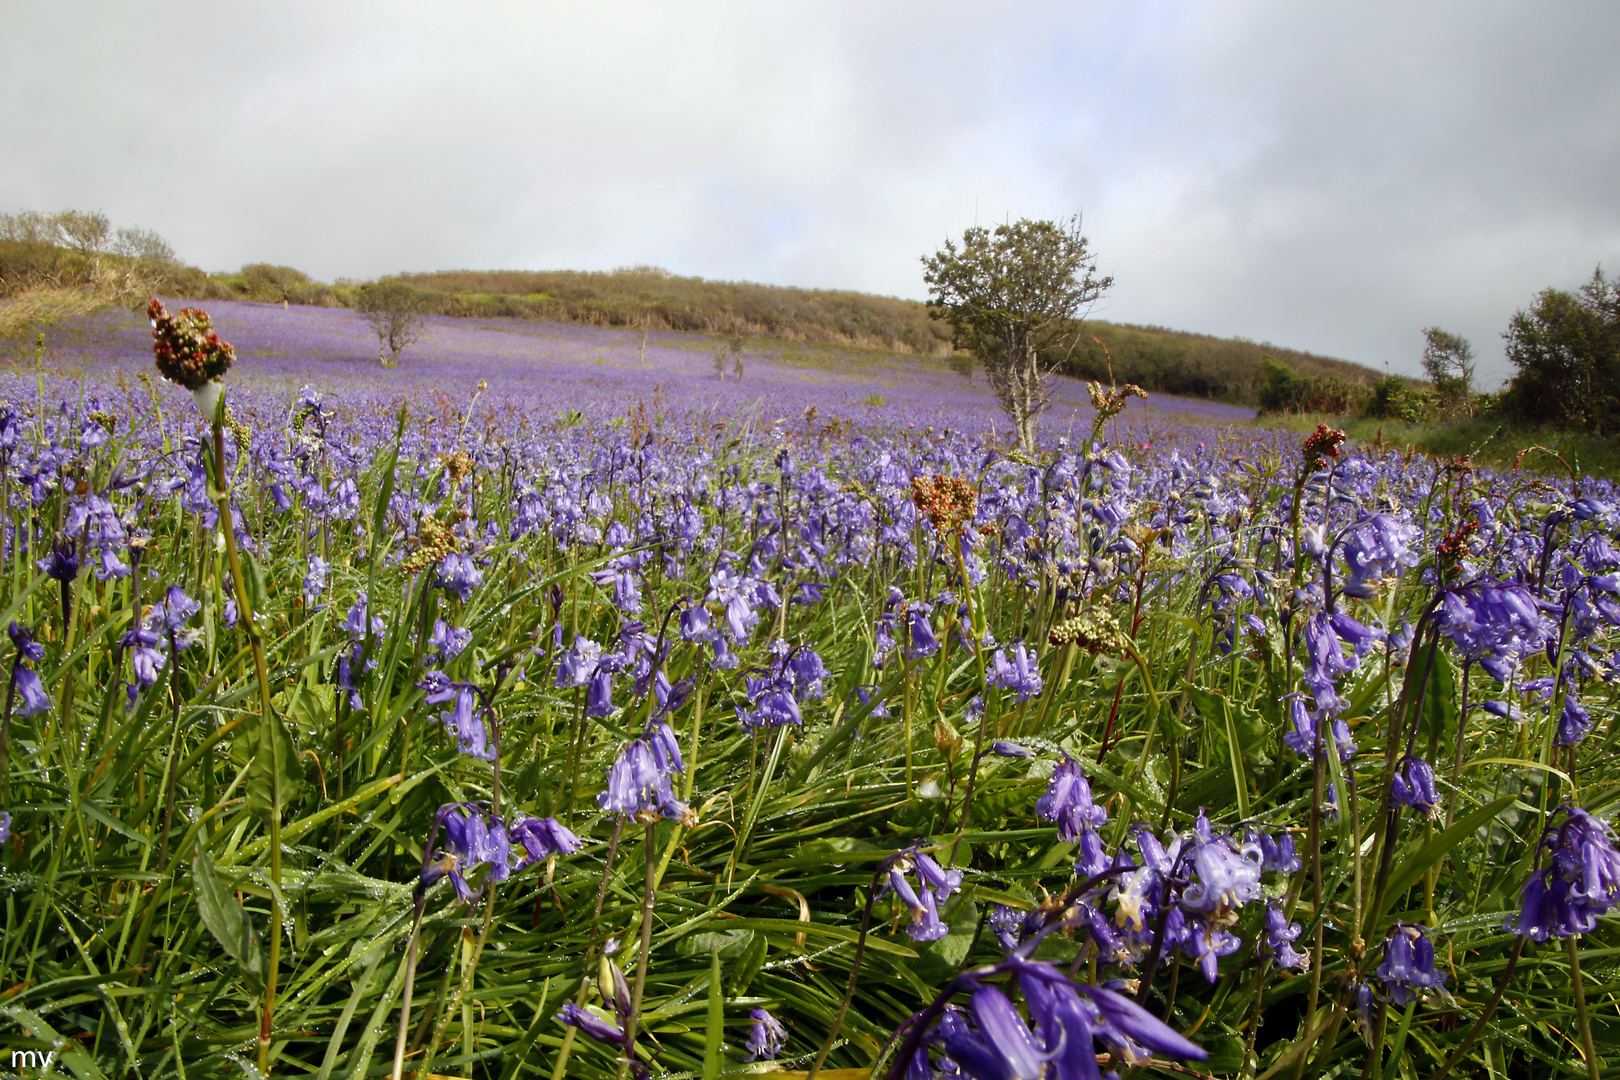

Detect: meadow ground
[0, 300, 1614, 1080]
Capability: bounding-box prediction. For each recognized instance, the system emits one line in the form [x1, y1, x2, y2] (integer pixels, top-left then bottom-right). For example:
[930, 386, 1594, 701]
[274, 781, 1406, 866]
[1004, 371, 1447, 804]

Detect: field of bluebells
[0, 298, 1617, 1080]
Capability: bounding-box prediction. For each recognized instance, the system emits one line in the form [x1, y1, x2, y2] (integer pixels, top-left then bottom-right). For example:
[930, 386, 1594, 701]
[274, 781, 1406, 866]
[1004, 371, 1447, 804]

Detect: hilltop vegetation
[4, 207, 1387, 406]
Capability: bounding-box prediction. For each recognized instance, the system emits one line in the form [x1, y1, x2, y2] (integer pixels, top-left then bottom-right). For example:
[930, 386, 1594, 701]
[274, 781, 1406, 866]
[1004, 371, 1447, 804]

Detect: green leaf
[1374, 794, 1516, 931]
[675, 929, 756, 960]
[246, 706, 304, 823]
[1415, 644, 1457, 745]
[703, 946, 725, 1080]
[191, 851, 264, 991]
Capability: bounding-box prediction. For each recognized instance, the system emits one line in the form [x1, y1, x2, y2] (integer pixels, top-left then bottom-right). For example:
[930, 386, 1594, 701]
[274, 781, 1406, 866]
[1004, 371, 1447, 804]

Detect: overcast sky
[4, 1, 1616, 383]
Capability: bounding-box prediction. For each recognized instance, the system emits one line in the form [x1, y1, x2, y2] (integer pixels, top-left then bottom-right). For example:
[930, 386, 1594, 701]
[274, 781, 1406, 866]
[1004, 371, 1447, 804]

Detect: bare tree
[922, 215, 1112, 452]
[113, 227, 177, 265]
[54, 210, 111, 282]
[356, 281, 427, 367]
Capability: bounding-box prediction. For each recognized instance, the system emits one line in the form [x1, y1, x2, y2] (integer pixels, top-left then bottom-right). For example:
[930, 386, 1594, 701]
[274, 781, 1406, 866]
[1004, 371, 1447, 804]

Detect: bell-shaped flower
[1390, 756, 1441, 818]
[1376, 923, 1449, 1005]
[745, 1008, 788, 1061]
[1035, 754, 1108, 842]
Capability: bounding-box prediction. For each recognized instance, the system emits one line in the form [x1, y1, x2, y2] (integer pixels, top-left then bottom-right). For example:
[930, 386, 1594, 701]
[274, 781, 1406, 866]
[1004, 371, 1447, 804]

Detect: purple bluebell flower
[1261, 903, 1308, 971]
[1036, 754, 1107, 842]
[1077, 979, 1208, 1063]
[14, 665, 50, 717]
[989, 904, 1023, 954]
[422, 803, 512, 902]
[586, 665, 616, 718]
[965, 985, 1049, 1079]
[96, 546, 131, 580]
[554, 1002, 628, 1047]
[36, 541, 79, 582]
[436, 552, 483, 601]
[0, 810, 9, 843]
[302, 555, 329, 601]
[1556, 695, 1593, 746]
[598, 733, 692, 825]
[509, 816, 582, 866]
[992, 740, 1032, 758]
[427, 619, 471, 663]
[8, 623, 43, 663]
[986, 642, 1042, 701]
[1390, 756, 1441, 818]
[906, 605, 939, 659]
[1376, 923, 1449, 1005]
[1508, 806, 1620, 940]
[880, 848, 961, 942]
[745, 1007, 788, 1061]
[1248, 828, 1303, 874]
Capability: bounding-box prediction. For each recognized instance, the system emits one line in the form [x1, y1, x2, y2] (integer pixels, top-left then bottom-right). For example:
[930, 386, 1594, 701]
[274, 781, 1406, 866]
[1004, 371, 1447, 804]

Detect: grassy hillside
[4, 206, 1387, 406]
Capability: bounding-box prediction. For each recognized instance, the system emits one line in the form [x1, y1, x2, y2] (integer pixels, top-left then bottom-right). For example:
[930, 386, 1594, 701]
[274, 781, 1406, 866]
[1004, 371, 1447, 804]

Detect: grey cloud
[3, 0, 1614, 383]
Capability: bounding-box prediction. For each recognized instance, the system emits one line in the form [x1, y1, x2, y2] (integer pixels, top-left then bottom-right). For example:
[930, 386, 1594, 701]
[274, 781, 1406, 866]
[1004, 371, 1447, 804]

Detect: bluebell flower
[13, 664, 49, 717]
[880, 848, 960, 942]
[0, 810, 10, 843]
[302, 555, 329, 601]
[986, 642, 1042, 701]
[422, 803, 512, 902]
[1556, 695, 1593, 746]
[1376, 923, 1449, 1005]
[1261, 903, 1308, 971]
[598, 733, 693, 825]
[586, 665, 616, 718]
[555, 1002, 628, 1048]
[907, 605, 939, 659]
[1509, 806, 1620, 940]
[992, 740, 1033, 758]
[745, 1007, 788, 1061]
[1036, 754, 1107, 842]
[1390, 756, 1440, 818]
[96, 546, 131, 581]
[8, 622, 43, 663]
[989, 904, 1023, 954]
[436, 552, 483, 601]
[36, 540, 79, 582]
[426, 619, 471, 664]
[510, 816, 582, 866]
[1248, 828, 1303, 874]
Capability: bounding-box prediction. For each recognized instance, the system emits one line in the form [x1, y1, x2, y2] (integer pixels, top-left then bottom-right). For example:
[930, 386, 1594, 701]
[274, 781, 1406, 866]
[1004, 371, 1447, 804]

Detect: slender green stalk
[1567, 935, 1601, 1080]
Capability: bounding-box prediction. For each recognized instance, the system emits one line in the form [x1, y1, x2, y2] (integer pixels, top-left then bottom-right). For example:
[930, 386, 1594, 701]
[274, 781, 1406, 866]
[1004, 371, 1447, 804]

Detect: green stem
[618, 822, 658, 1080]
[1568, 935, 1601, 1080]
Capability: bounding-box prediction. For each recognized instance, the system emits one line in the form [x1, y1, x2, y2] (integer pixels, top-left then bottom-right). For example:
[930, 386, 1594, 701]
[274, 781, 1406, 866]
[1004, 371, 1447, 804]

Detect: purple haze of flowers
[1036, 754, 1108, 842]
[1376, 923, 1449, 1005]
[986, 642, 1043, 701]
[1437, 583, 1554, 678]
[746, 1008, 788, 1061]
[1508, 806, 1620, 941]
[422, 803, 512, 903]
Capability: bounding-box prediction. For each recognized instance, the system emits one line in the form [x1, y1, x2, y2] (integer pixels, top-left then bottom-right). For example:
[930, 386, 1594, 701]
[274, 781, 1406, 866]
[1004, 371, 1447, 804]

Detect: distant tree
[113, 226, 176, 265]
[356, 281, 427, 367]
[922, 215, 1112, 451]
[712, 334, 744, 380]
[1421, 327, 1475, 416]
[1500, 268, 1620, 433]
[54, 210, 111, 282]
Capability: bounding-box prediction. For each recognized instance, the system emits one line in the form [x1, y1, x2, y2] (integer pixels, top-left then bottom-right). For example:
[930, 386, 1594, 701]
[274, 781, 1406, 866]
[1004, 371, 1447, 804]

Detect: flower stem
[1568, 935, 1601, 1080]
[618, 822, 659, 1080]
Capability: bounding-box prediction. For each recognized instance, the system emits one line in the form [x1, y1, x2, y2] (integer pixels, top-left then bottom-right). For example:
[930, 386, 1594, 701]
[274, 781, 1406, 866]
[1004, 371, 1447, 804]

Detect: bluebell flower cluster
[1509, 806, 1620, 941]
[1375, 923, 1449, 1005]
[598, 722, 694, 826]
[746, 1007, 788, 1061]
[879, 847, 964, 942]
[8, 621, 50, 718]
[910, 959, 1206, 1078]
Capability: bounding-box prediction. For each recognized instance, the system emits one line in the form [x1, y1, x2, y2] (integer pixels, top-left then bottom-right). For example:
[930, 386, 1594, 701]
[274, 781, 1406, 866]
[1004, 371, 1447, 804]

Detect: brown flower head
[148, 298, 235, 391]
